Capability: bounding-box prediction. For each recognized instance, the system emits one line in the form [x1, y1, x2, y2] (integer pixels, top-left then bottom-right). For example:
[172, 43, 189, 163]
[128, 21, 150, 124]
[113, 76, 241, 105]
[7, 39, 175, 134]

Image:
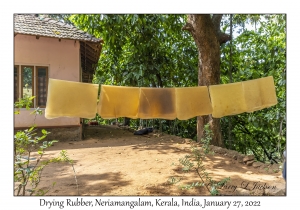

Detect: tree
[70, 14, 198, 88]
[182, 15, 231, 147]
[220, 14, 286, 162]
[68, 14, 286, 156]
[70, 14, 199, 127]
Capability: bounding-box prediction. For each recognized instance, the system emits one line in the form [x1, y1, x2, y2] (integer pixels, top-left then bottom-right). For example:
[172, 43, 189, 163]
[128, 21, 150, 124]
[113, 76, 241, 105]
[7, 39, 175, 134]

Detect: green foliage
[167, 176, 181, 185]
[69, 14, 202, 140]
[69, 14, 201, 139]
[201, 124, 213, 154]
[70, 14, 286, 164]
[220, 14, 286, 163]
[14, 97, 76, 196]
[176, 124, 230, 195]
[22, 67, 33, 89]
[70, 14, 198, 88]
[14, 127, 60, 195]
[14, 95, 35, 114]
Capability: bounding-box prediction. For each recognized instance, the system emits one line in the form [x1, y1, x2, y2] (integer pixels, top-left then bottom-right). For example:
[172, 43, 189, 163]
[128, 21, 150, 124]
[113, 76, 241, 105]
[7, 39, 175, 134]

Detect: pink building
[14, 14, 103, 140]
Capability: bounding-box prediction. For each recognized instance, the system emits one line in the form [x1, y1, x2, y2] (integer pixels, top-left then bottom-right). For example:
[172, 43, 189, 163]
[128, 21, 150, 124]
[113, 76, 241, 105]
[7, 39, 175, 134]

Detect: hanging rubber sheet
[175, 86, 212, 120]
[256, 76, 278, 109]
[242, 78, 262, 112]
[45, 76, 278, 120]
[209, 82, 247, 118]
[97, 85, 140, 119]
[138, 87, 177, 119]
[209, 76, 278, 118]
[45, 78, 99, 119]
[242, 76, 278, 112]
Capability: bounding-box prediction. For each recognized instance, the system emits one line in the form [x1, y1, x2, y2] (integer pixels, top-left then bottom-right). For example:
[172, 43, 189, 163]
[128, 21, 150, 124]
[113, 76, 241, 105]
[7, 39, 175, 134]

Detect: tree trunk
[183, 14, 231, 147]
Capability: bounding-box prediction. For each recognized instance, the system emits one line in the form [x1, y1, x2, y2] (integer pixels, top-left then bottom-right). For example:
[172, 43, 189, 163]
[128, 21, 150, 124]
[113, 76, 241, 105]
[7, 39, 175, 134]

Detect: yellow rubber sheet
[242, 78, 262, 112]
[45, 78, 99, 119]
[97, 85, 140, 119]
[209, 82, 247, 118]
[45, 76, 277, 120]
[242, 76, 278, 112]
[258, 76, 278, 109]
[175, 86, 212, 120]
[138, 87, 176, 119]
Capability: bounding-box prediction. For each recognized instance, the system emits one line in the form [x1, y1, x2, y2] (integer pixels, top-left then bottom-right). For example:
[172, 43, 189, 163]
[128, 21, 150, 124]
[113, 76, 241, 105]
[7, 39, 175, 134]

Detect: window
[36, 67, 48, 107]
[14, 65, 49, 108]
[21, 65, 34, 100]
[14, 66, 19, 103]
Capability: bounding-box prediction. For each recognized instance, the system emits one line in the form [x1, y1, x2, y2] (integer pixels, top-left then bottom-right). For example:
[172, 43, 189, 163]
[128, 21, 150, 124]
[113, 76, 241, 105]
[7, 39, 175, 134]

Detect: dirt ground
[37, 125, 286, 196]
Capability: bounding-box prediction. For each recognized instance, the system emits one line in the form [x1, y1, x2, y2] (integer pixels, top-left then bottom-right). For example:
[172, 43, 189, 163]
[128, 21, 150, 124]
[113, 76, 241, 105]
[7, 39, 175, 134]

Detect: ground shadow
[39, 162, 132, 196]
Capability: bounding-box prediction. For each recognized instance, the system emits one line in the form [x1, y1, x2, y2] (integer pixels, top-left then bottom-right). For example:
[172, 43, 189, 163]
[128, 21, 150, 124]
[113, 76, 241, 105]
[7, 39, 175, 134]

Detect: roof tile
[14, 14, 102, 43]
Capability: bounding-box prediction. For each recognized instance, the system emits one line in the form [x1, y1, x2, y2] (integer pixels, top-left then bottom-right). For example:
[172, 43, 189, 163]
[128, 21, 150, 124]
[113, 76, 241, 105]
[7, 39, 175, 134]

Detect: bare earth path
[38, 125, 286, 196]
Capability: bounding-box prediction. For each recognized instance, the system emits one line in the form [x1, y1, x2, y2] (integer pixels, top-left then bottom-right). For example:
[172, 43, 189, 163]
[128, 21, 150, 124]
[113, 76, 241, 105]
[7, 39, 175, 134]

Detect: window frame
[14, 64, 49, 108]
[36, 66, 49, 108]
[14, 65, 19, 103]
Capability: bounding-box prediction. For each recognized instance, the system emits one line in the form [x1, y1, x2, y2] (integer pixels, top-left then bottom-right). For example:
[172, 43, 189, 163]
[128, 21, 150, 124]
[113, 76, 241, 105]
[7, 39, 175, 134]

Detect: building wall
[14, 34, 81, 127]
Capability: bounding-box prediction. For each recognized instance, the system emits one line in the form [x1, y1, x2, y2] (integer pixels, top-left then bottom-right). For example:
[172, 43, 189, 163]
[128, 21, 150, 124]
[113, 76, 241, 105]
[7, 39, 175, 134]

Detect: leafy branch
[176, 123, 230, 195]
[14, 96, 77, 196]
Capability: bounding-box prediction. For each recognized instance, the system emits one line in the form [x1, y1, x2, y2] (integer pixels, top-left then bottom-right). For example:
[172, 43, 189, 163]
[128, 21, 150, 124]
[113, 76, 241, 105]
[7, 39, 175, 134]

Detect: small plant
[179, 182, 203, 190]
[176, 123, 230, 195]
[59, 150, 79, 195]
[14, 95, 35, 114]
[167, 176, 181, 185]
[14, 96, 77, 196]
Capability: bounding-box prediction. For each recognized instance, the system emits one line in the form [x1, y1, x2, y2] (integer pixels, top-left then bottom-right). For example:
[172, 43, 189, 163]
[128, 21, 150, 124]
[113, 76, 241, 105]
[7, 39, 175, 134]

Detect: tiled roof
[14, 14, 102, 43]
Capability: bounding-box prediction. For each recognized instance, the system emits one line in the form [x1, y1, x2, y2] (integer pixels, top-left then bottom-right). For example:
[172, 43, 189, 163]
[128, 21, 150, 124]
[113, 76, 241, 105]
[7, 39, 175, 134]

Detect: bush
[14, 96, 77, 196]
